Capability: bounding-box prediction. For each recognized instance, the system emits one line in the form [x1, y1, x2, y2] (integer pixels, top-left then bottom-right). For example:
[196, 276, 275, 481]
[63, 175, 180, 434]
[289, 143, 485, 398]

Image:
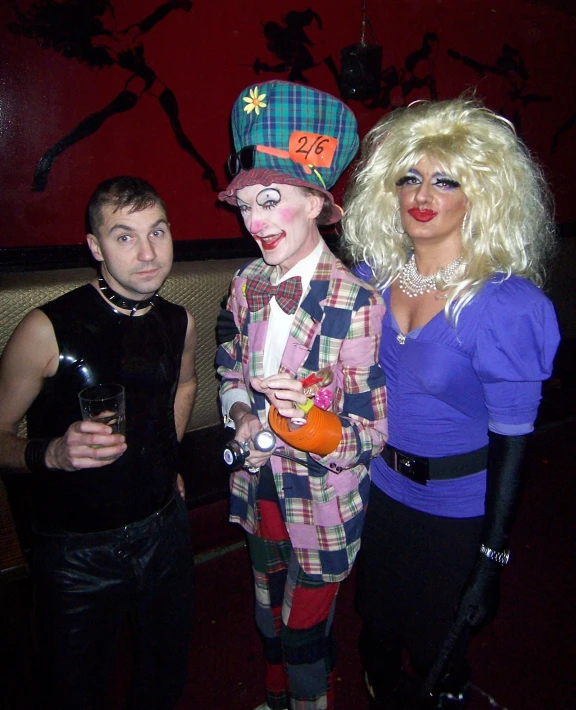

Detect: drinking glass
[78, 383, 126, 460]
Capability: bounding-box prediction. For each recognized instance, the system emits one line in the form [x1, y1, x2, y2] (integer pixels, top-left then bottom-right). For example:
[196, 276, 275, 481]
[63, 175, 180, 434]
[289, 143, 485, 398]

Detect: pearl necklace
[399, 254, 463, 298]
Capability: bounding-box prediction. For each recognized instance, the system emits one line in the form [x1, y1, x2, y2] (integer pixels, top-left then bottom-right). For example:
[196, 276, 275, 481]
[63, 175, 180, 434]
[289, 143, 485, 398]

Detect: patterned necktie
[245, 276, 303, 315]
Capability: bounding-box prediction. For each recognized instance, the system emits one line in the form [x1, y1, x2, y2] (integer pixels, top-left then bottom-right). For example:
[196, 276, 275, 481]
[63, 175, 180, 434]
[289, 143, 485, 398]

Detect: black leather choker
[97, 275, 159, 316]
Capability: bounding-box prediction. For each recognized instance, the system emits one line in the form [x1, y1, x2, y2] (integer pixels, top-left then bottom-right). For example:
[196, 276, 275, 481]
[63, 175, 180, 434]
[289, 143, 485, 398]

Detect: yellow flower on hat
[243, 86, 267, 116]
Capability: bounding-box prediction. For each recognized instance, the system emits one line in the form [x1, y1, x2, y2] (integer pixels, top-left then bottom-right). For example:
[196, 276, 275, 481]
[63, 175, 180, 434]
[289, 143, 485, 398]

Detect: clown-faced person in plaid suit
[216, 81, 388, 710]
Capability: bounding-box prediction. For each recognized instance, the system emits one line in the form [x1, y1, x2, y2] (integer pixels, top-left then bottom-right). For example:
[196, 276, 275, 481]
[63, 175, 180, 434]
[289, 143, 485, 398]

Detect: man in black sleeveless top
[0, 177, 198, 709]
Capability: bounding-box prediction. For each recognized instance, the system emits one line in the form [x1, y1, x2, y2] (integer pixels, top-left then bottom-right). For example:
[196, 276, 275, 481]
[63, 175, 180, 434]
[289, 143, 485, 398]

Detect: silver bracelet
[480, 543, 510, 566]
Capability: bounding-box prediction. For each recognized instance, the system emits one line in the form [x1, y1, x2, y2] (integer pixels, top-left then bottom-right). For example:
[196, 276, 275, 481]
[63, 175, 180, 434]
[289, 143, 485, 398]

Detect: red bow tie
[245, 276, 303, 315]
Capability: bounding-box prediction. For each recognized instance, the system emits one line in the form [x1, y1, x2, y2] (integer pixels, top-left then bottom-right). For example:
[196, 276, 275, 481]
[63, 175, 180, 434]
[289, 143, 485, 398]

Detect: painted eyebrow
[256, 188, 281, 203]
[107, 219, 169, 234]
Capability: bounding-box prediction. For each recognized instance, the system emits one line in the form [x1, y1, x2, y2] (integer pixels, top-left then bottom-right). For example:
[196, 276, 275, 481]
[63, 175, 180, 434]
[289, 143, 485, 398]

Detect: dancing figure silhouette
[8, 0, 219, 192]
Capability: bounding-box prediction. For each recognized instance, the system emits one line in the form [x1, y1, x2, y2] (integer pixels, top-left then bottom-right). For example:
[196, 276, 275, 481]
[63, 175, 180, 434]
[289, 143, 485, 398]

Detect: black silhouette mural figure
[362, 32, 439, 111]
[8, 0, 219, 192]
[447, 43, 551, 133]
[251, 8, 340, 88]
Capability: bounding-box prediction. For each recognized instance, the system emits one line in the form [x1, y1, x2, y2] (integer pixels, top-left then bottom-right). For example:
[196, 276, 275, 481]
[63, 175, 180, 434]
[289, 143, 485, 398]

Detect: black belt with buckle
[381, 444, 488, 486]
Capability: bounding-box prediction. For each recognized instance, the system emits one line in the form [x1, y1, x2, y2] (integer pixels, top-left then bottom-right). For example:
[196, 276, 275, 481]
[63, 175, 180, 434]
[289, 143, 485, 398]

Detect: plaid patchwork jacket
[217, 243, 388, 582]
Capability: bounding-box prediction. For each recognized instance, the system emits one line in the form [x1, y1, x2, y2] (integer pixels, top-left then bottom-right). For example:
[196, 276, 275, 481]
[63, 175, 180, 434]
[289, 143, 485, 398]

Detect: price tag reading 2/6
[289, 131, 338, 168]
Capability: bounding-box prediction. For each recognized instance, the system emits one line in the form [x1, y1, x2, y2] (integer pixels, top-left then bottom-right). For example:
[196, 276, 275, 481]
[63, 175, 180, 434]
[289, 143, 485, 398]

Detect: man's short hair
[86, 176, 167, 237]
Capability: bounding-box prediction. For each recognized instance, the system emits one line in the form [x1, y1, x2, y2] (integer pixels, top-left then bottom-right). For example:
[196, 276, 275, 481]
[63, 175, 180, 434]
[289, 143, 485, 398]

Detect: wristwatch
[480, 543, 510, 566]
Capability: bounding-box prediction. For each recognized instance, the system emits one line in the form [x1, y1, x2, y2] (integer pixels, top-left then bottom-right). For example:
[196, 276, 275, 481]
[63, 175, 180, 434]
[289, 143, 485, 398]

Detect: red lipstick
[256, 232, 285, 250]
[408, 209, 436, 222]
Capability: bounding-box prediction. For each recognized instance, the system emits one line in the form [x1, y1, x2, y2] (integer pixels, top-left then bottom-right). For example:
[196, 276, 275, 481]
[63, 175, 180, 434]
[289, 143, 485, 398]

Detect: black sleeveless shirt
[27, 283, 188, 532]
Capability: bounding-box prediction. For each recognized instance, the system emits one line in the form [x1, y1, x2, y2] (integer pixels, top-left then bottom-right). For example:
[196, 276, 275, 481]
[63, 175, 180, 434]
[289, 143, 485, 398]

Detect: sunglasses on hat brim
[227, 146, 256, 176]
[227, 144, 296, 176]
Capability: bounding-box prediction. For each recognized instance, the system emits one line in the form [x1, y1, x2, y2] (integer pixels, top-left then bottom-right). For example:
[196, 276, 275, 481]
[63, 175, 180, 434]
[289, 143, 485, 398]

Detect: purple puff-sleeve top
[356, 266, 560, 518]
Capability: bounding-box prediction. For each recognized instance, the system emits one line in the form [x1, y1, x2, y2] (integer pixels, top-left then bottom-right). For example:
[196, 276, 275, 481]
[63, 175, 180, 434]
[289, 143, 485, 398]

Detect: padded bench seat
[0, 259, 247, 434]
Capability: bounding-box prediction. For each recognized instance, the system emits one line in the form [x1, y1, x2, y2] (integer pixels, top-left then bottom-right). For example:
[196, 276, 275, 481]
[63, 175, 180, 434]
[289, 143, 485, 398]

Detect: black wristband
[24, 438, 52, 473]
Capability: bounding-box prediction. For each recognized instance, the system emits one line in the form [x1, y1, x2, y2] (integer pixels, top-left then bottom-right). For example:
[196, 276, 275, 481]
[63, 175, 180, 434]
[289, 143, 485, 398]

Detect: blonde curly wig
[341, 97, 556, 322]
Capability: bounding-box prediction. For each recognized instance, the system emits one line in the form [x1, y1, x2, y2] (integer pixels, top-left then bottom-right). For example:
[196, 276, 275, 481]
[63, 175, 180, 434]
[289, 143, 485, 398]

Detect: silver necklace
[399, 254, 463, 298]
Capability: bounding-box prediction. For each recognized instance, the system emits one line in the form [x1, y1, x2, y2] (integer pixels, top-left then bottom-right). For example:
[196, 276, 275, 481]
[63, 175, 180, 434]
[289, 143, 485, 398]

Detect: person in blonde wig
[344, 98, 556, 321]
[341, 98, 560, 709]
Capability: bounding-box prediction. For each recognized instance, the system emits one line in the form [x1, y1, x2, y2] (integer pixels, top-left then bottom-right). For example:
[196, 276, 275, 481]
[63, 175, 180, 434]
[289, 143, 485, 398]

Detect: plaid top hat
[218, 80, 359, 224]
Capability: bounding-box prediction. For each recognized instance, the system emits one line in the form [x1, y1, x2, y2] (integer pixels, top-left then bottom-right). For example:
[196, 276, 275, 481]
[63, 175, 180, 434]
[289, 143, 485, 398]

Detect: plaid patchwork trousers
[248, 474, 339, 710]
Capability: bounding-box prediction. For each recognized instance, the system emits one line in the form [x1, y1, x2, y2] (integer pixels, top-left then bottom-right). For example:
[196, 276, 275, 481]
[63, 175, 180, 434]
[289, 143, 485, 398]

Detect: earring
[393, 208, 404, 234]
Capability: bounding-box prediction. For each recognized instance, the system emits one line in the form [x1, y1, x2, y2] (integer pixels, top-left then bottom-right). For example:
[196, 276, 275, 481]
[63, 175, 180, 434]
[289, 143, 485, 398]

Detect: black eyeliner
[435, 177, 461, 188]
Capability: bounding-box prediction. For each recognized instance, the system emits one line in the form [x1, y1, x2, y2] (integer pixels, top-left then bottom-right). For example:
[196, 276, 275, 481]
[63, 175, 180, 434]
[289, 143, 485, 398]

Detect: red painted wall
[0, 0, 574, 248]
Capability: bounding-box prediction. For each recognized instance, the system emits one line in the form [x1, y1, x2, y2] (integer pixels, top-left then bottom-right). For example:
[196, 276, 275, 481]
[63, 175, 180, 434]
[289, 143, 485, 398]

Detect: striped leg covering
[248, 497, 339, 710]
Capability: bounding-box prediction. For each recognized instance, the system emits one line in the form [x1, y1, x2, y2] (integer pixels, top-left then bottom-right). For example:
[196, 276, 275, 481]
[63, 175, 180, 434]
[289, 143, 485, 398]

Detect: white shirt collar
[272, 240, 324, 294]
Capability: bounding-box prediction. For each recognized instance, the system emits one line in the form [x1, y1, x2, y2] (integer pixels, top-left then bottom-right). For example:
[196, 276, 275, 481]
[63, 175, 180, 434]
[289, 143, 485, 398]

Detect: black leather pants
[32, 495, 194, 710]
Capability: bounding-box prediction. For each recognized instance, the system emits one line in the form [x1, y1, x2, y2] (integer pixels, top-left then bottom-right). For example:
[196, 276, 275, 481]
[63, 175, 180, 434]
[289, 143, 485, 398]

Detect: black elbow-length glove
[455, 432, 528, 630]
